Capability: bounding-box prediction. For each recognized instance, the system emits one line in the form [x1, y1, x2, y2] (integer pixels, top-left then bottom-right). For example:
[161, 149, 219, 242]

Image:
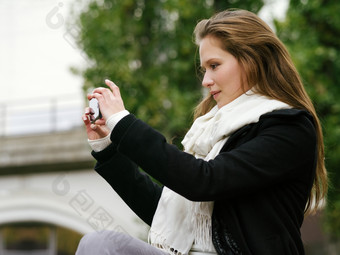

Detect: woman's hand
[82, 107, 110, 140]
[88, 79, 126, 121]
[82, 79, 125, 140]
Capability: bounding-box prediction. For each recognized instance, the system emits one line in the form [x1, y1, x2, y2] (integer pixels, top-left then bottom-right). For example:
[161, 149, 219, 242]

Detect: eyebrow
[200, 57, 222, 68]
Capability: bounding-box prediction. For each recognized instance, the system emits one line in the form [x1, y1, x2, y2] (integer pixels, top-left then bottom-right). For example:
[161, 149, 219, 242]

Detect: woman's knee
[76, 230, 134, 255]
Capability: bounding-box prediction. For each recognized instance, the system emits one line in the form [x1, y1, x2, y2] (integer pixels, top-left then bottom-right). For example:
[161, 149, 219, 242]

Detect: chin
[217, 102, 225, 109]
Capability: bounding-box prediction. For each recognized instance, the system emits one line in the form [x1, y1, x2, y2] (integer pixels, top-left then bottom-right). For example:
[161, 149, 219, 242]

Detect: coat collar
[221, 108, 314, 152]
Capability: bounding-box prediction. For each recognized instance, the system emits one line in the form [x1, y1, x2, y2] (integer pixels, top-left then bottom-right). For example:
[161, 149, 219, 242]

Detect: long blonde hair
[193, 9, 327, 214]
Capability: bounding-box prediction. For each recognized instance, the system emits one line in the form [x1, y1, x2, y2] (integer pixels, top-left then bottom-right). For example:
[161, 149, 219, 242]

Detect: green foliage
[275, 0, 340, 238]
[72, 0, 264, 145]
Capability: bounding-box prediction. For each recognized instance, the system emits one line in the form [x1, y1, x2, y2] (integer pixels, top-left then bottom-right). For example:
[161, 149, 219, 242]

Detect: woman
[76, 9, 327, 255]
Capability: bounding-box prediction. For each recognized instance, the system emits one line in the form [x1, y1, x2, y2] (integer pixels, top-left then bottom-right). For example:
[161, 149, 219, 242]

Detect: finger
[84, 107, 94, 122]
[87, 94, 94, 100]
[94, 118, 106, 126]
[92, 87, 106, 93]
[85, 107, 94, 115]
[91, 88, 108, 100]
[90, 124, 110, 137]
[82, 113, 91, 125]
[91, 87, 112, 102]
[105, 79, 121, 97]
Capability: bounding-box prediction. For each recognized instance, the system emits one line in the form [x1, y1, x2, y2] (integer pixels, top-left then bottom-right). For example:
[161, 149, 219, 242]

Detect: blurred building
[0, 97, 148, 254]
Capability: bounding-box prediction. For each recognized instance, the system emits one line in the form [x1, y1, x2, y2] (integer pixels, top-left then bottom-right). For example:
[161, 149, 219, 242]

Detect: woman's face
[199, 36, 248, 108]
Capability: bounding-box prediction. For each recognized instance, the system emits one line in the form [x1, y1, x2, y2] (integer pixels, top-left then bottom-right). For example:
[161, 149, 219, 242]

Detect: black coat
[92, 109, 316, 255]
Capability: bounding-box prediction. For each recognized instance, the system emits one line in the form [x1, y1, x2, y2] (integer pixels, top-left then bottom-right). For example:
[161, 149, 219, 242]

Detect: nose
[202, 72, 214, 88]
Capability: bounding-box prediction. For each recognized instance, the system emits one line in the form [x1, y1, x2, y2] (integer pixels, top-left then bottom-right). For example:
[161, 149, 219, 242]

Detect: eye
[210, 63, 219, 70]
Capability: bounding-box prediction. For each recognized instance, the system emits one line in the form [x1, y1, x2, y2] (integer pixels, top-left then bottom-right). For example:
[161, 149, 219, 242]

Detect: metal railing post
[0, 104, 6, 137]
[50, 98, 57, 132]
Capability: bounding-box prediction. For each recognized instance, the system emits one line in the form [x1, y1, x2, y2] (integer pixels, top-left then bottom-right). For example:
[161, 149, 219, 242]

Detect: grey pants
[76, 230, 168, 255]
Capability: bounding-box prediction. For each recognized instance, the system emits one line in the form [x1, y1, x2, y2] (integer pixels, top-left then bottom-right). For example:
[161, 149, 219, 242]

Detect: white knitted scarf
[148, 90, 291, 255]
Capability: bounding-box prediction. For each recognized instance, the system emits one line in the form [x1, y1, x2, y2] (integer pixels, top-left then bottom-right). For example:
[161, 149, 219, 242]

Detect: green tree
[71, 0, 264, 145]
[275, 0, 340, 238]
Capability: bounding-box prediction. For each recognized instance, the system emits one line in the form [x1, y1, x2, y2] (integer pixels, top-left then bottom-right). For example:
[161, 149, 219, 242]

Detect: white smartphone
[89, 98, 102, 123]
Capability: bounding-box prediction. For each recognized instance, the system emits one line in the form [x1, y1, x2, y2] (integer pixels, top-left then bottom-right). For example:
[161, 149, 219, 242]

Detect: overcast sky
[0, 0, 88, 104]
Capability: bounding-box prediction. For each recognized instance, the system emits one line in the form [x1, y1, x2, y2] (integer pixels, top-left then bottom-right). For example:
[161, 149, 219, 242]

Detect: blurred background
[0, 0, 339, 254]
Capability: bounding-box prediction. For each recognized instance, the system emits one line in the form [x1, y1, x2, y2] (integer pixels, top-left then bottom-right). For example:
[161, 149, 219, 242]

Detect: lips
[211, 91, 221, 99]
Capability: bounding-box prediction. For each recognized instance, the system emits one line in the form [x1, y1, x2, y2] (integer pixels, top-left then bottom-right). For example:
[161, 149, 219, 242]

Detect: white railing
[0, 95, 85, 137]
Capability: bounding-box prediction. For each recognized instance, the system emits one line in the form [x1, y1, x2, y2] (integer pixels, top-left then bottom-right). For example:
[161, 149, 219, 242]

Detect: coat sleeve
[110, 112, 316, 202]
[92, 144, 163, 226]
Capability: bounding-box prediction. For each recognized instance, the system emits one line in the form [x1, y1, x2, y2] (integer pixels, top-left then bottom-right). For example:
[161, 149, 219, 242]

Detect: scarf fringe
[193, 213, 214, 251]
[148, 229, 184, 255]
[148, 212, 213, 254]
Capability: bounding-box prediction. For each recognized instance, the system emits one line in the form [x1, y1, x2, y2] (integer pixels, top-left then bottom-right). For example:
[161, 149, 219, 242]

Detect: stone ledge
[0, 127, 95, 175]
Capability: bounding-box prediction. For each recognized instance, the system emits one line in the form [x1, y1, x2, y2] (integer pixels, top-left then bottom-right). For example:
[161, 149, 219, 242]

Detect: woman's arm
[87, 80, 316, 202]
[110, 110, 316, 202]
